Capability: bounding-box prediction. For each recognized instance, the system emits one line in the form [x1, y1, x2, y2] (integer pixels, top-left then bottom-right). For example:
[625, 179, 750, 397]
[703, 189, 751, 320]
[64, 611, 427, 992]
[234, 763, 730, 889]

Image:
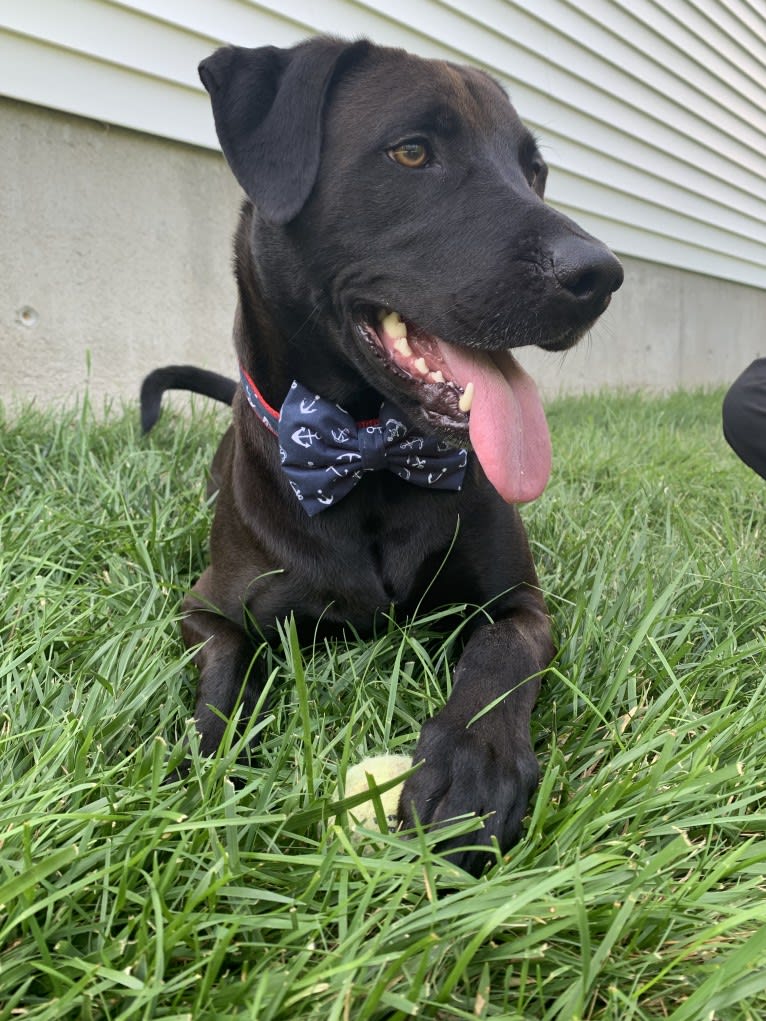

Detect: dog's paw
[398, 715, 539, 876]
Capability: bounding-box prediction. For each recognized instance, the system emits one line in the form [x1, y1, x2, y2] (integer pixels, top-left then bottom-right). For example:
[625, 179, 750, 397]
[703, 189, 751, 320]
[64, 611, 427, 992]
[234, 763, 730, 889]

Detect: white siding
[1, 0, 765, 287]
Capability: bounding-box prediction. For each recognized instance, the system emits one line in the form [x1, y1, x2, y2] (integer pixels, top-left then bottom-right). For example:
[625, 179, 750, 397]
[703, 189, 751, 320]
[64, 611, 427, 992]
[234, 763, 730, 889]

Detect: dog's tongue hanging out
[438, 343, 552, 504]
[374, 312, 552, 503]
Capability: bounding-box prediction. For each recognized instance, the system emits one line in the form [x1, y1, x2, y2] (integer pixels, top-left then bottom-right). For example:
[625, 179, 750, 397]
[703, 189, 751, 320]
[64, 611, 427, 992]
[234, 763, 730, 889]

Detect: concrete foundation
[1, 96, 764, 410]
[1, 96, 240, 410]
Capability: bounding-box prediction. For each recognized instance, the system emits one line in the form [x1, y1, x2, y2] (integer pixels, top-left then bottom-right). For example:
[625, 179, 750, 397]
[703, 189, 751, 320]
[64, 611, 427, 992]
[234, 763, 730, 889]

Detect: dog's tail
[140, 365, 237, 433]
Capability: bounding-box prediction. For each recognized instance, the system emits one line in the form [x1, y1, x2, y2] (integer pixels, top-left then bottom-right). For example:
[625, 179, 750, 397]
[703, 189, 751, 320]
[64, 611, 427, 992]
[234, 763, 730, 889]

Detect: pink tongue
[438, 344, 552, 503]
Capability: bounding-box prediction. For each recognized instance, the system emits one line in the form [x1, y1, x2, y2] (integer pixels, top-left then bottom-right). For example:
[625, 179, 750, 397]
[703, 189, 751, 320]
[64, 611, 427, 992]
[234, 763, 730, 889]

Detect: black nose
[552, 235, 624, 305]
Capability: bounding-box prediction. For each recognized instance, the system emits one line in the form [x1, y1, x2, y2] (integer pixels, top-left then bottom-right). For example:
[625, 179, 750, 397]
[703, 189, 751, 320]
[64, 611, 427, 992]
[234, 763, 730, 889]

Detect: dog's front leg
[399, 591, 553, 875]
[181, 569, 264, 758]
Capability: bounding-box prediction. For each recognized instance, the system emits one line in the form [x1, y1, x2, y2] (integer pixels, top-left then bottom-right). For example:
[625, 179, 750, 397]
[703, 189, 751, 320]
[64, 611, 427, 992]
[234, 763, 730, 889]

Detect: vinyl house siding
[1, 0, 765, 402]
[3, 0, 765, 285]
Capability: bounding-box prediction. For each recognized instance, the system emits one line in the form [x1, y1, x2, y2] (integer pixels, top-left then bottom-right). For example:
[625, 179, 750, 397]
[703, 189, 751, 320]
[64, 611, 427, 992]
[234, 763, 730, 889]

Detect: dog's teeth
[381, 311, 407, 340]
[394, 336, 413, 357]
[414, 357, 429, 376]
[430, 370, 445, 383]
[458, 381, 475, 413]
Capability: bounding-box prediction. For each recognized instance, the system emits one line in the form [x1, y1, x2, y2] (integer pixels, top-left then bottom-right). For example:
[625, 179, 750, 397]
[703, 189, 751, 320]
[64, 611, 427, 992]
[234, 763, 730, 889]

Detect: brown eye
[530, 157, 547, 194]
[388, 140, 431, 168]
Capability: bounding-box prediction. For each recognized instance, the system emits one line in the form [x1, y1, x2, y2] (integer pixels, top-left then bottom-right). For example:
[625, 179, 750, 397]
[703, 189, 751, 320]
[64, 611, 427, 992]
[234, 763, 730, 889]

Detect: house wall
[1, 0, 764, 405]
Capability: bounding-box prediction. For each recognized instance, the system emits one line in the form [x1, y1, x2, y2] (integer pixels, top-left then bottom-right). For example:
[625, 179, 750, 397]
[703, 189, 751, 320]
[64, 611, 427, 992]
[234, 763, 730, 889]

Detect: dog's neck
[234, 293, 381, 420]
[234, 203, 385, 420]
[234, 301, 383, 419]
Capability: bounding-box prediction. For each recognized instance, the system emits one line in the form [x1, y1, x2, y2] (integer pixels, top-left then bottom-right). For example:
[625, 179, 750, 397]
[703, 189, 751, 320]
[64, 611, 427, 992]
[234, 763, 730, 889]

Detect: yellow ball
[343, 754, 413, 833]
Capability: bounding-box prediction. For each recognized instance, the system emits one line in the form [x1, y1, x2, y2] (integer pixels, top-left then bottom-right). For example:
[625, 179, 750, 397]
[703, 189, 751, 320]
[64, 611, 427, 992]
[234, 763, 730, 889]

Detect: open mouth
[357, 310, 473, 427]
[354, 308, 553, 505]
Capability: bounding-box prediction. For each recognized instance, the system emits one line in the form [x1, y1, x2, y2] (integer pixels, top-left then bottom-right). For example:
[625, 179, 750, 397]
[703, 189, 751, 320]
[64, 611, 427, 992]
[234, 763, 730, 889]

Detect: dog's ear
[199, 38, 369, 225]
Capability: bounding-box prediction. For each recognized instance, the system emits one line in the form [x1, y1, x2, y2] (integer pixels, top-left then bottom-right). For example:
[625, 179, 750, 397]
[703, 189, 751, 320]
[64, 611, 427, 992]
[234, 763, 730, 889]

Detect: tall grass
[1, 390, 764, 1019]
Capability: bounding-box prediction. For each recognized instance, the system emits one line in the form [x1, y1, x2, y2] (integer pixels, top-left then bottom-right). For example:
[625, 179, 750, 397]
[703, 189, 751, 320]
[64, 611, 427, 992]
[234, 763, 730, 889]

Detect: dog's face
[299, 51, 620, 412]
[200, 38, 623, 502]
[309, 56, 581, 343]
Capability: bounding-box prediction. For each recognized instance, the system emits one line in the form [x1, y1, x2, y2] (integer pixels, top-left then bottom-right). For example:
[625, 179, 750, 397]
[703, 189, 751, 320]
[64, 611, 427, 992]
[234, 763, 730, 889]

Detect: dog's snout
[552, 236, 624, 306]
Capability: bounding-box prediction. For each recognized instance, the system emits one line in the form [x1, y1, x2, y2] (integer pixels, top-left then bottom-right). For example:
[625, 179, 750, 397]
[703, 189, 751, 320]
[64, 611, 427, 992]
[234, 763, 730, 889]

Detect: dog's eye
[530, 157, 547, 194]
[388, 140, 431, 168]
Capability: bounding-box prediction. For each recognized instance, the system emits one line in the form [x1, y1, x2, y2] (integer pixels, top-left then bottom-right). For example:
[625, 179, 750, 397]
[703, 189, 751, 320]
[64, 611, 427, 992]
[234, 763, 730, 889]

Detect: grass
[1, 389, 765, 1020]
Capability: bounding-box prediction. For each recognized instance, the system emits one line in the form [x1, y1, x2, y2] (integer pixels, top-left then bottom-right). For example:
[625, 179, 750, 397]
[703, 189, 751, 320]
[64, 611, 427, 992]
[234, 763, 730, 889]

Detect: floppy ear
[199, 38, 368, 225]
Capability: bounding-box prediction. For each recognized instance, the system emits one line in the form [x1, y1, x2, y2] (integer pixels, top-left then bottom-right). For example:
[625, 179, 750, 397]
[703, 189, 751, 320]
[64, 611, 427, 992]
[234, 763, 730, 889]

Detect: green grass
[1, 390, 764, 1020]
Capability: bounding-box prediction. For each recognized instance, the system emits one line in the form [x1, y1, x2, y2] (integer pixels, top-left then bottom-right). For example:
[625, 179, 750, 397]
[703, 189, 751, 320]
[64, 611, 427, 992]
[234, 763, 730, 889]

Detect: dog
[141, 36, 623, 875]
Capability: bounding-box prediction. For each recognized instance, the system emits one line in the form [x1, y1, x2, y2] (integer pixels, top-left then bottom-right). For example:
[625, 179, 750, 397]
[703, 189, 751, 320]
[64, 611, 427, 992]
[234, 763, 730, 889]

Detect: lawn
[1, 390, 764, 1020]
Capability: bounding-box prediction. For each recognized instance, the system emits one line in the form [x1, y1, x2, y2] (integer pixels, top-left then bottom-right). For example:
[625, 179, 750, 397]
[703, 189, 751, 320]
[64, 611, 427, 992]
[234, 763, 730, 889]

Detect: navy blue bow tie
[240, 367, 468, 515]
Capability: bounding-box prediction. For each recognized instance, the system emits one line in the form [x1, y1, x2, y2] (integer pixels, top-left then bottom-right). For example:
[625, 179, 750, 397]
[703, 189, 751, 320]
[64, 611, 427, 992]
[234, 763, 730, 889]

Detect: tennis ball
[343, 754, 413, 833]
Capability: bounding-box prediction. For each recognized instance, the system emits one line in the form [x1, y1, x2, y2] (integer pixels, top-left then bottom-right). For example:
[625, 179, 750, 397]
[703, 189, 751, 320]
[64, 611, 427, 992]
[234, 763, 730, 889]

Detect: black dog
[142, 37, 623, 874]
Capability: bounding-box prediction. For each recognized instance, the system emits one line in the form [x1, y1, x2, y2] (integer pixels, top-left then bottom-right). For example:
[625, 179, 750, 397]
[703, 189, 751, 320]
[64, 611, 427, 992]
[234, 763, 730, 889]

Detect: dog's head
[200, 37, 623, 503]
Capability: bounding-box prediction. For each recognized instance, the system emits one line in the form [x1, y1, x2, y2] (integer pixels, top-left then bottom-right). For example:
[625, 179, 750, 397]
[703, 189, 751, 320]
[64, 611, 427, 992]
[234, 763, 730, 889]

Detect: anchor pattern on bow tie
[240, 369, 468, 516]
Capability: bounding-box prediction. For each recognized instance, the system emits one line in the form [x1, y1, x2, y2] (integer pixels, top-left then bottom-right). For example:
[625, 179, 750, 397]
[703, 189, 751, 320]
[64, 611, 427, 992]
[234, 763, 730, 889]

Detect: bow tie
[240, 367, 468, 516]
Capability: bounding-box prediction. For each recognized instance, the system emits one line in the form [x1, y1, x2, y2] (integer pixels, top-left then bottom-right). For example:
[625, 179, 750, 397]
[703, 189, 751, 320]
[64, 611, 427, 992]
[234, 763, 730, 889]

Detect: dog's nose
[552, 236, 624, 305]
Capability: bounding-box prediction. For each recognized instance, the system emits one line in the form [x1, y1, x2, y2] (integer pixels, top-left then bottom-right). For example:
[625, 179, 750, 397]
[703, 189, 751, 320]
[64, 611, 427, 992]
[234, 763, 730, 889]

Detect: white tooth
[414, 357, 429, 376]
[430, 370, 445, 383]
[458, 381, 475, 413]
[381, 311, 407, 339]
[394, 336, 413, 357]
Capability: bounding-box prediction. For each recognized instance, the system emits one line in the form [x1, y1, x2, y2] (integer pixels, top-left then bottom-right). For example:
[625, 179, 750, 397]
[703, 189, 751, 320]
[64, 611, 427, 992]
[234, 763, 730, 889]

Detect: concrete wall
[1, 96, 240, 408]
[1, 96, 764, 411]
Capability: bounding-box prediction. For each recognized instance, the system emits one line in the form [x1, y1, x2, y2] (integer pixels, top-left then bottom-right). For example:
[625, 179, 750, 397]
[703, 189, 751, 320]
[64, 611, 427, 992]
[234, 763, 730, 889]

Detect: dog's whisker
[286, 301, 324, 346]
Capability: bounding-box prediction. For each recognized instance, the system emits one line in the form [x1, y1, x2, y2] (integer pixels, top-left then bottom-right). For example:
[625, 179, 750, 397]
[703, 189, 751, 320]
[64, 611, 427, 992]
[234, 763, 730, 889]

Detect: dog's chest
[357, 512, 434, 600]
[307, 492, 460, 625]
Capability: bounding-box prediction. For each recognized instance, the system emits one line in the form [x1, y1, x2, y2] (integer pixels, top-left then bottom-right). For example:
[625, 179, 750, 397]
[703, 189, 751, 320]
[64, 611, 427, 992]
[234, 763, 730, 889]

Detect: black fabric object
[722, 357, 766, 481]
